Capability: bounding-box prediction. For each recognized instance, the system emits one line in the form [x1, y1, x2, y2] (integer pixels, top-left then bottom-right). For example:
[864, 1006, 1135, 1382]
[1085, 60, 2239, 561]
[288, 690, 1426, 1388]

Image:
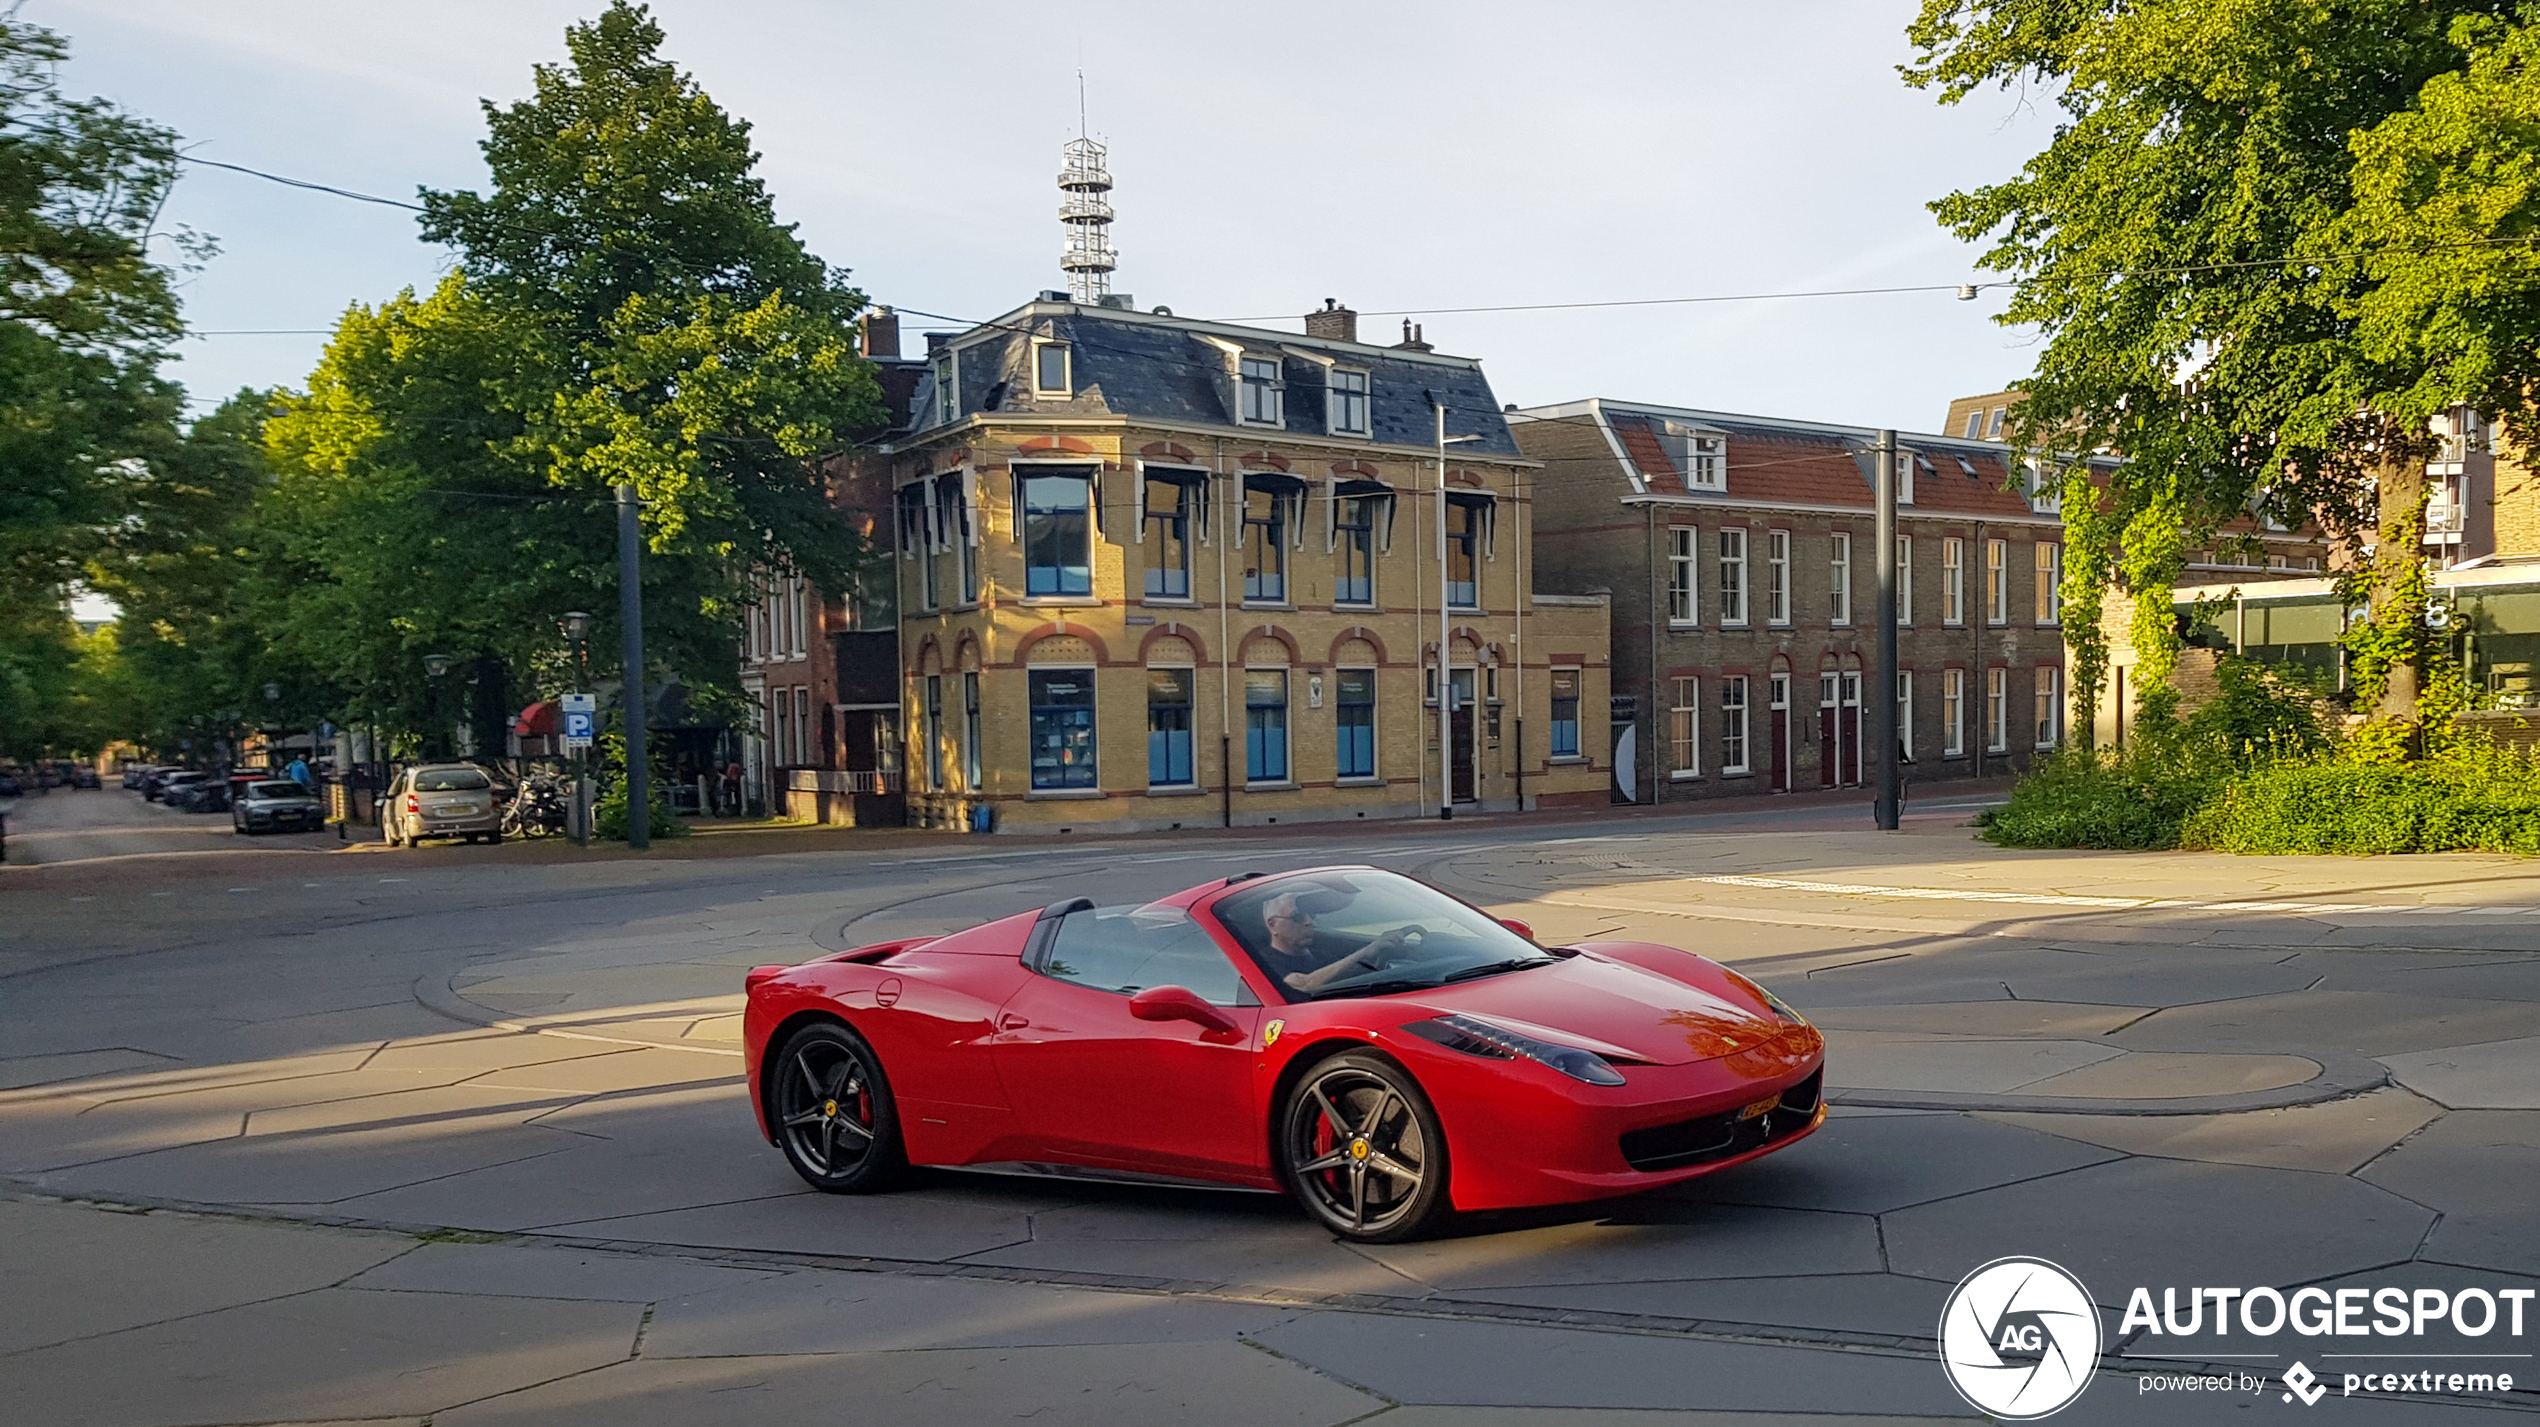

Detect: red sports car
[743, 866, 1825, 1241]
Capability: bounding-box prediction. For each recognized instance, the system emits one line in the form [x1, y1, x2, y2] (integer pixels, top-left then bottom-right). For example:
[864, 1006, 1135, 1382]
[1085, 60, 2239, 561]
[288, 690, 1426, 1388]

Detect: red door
[991, 975, 1260, 1178]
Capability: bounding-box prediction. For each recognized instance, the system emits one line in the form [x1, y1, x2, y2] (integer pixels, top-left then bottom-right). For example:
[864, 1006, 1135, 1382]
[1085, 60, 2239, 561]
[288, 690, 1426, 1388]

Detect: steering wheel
[1362, 925, 1428, 966]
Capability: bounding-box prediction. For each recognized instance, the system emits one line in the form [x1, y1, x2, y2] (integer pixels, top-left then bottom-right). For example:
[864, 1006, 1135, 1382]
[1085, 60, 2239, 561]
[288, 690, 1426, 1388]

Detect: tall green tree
[0, 12, 199, 754]
[261, 2, 882, 746]
[1907, 1, 2540, 748]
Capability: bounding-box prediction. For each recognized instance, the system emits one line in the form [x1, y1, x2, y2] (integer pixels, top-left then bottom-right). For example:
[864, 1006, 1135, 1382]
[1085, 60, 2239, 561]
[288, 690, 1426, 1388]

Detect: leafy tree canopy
[1907, 1, 2540, 736]
[259, 2, 882, 747]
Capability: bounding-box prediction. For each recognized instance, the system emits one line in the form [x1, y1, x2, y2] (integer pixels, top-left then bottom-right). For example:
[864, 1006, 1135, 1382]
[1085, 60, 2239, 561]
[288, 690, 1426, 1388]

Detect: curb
[1827, 1048, 2391, 1116]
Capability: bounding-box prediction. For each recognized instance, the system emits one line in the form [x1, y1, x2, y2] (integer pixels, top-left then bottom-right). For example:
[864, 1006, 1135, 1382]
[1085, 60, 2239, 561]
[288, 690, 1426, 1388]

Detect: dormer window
[1034, 341, 1071, 395]
[933, 351, 958, 426]
[1240, 356, 1283, 425]
[1663, 422, 1726, 490]
[1329, 369, 1370, 436]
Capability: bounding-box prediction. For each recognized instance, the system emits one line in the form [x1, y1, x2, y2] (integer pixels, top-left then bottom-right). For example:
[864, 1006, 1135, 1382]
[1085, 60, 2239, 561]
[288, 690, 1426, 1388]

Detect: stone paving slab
[1823, 1030, 2126, 1094]
[1883, 1157, 2434, 1295]
[340, 1239, 778, 1302]
[434, 1341, 1380, 1427]
[1804, 999, 2154, 1037]
[1356, 1204, 1884, 1290]
[0, 1198, 412, 1355]
[1982, 1086, 2446, 1174]
[1240, 1311, 1971, 1414]
[2012, 1050, 2320, 1099]
[641, 1269, 1299, 1354]
[2381, 1036, 2540, 1109]
[2357, 1110, 2540, 1276]
[1431, 1271, 1954, 1339]
[7, 1285, 641, 1427]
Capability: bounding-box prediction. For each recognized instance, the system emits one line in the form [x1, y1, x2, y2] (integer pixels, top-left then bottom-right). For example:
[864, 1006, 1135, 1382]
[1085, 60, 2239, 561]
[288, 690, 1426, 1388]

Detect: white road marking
[1685, 873, 2523, 919]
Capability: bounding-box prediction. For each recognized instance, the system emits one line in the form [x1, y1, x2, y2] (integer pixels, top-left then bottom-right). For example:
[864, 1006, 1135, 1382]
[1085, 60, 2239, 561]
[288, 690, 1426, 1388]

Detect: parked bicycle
[501, 773, 571, 839]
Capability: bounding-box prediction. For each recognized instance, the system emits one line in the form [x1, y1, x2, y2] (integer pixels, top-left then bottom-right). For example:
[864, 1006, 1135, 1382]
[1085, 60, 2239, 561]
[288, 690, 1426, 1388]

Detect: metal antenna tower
[1058, 76, 1116, 303]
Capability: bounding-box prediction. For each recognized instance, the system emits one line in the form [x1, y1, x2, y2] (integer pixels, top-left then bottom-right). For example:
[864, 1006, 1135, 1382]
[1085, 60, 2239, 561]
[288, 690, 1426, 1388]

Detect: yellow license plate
[1739, 1094, 1782, 1121]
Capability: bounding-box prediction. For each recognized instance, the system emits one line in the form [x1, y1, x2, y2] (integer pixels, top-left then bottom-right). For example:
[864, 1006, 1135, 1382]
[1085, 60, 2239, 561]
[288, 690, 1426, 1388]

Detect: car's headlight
[1402, 1013, 1628, 1086]
[1726, 971, 1809, 1027]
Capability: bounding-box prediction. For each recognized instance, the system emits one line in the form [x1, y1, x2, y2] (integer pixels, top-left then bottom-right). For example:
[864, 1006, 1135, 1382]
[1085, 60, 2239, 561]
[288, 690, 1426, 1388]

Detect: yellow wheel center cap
[1349, 1138, 1371, 1160]
[823, 1100, 838, 1117]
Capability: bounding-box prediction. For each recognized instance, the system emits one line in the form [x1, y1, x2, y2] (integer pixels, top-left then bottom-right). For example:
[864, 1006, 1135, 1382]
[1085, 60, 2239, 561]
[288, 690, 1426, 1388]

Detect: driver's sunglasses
[1269, 911, 1314, 925]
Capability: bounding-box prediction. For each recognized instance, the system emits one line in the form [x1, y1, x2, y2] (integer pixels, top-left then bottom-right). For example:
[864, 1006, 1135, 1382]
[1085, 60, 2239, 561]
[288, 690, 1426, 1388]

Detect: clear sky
[42, 0, 2052, 436]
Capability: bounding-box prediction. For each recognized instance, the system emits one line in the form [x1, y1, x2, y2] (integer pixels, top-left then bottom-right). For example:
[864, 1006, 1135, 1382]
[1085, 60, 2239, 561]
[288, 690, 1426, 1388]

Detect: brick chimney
[1304, 298, 1357, 343]
[1394, 320, 1432, 353]
[859, 306, 900, 360]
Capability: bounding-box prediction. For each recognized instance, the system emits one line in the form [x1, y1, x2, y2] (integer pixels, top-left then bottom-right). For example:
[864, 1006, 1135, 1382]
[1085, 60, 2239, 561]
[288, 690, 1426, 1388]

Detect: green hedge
[1982, 654, 2540, 855]
[2182, 750, 2540, 855]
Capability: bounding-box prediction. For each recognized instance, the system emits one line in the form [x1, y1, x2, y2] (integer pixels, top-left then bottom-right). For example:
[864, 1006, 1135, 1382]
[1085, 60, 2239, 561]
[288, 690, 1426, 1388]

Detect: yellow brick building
[853, 297, 1611, 834]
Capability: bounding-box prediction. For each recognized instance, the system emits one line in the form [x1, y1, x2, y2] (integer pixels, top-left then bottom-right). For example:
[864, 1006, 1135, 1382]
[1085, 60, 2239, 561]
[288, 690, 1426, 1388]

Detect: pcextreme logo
[1939, 1257, 2103, 1419]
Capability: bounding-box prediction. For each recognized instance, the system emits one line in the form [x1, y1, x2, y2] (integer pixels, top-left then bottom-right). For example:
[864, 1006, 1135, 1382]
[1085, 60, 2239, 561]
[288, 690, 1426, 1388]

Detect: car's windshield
[250, 781, 310, 798]
[1216, 869, 1553, 1000]
[412, 768, 490, 792]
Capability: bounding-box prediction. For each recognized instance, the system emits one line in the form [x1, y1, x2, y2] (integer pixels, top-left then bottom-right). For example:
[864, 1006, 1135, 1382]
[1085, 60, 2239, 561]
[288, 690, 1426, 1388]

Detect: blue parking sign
[564, 710, 594, 740]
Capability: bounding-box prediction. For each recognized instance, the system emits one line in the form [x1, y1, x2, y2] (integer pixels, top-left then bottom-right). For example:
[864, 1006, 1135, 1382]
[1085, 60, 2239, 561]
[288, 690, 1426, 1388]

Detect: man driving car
[1257, 890, 1418, 993]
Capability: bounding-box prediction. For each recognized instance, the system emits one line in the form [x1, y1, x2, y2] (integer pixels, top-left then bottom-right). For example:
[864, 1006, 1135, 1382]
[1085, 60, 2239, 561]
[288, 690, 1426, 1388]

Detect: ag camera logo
[1940, 1257, 2102, 1419]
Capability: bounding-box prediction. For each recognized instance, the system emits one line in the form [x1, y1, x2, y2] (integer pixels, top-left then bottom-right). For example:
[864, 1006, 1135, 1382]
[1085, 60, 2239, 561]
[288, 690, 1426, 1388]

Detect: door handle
[998, 1013, 1030, 1031]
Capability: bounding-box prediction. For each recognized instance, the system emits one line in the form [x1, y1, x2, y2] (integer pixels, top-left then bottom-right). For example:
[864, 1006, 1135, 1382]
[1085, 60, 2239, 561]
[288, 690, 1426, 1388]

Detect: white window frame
[1328, 368, 1371, 437]
[1767, 529, 1791, 626]
[1718, 527, 1748, 627]
[1239, 355, 1284, 427]
[1897, 536, 1914, 626]
[933, 349, 958, 427]
[1032, 339, 1071, 396]
[2036, 541, 2063, 625]
[2035, 665, 2062, 749]
[1669, 675, 1701, 779]
[1899, 453, 1917, 506]
[1987, 665, 2009, 752]
[1664, 421, 1727, 490]
[1720, 674, 1750, 775]
[1963, 411, 1983, 438]
[1897, 669, 1915, 763]
[1667, 527, 1697, 625]
[1987, 405, 2007, 438]
[1830, 533, 1852, 627]
[1942, 537, 1966, 626]
[1987, 539, 2009, 626]
[1944, 667, 1966, 757]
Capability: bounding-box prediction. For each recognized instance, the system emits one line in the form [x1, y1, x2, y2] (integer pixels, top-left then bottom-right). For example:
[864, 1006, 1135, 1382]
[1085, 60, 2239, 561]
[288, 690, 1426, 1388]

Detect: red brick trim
[1325, 626, 1389, 665]
[1013, 622, 1115, 666]
[1238, 624, 1301, 665]
[1136, 622, 1209, 664]
[1139, 441, 1198, 462]
[1016, 435, 1096, 455]
[1239, 451, 1292, 473]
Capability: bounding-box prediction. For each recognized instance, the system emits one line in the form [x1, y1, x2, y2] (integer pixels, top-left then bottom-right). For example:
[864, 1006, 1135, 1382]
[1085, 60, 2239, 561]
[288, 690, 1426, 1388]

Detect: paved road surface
[5, 801, 2536, 1424]
[0, 782, 336, 867]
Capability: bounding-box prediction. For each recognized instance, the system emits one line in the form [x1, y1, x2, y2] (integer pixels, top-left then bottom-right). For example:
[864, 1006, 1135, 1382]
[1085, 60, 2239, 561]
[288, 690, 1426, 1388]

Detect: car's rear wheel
[768, 1021, 905, 1193]
[1279, 1051, 1451, 1242]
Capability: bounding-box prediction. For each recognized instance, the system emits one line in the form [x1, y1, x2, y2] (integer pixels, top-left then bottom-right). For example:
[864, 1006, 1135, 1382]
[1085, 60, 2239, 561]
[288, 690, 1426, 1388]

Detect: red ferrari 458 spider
[744, 866, 1825, 1241]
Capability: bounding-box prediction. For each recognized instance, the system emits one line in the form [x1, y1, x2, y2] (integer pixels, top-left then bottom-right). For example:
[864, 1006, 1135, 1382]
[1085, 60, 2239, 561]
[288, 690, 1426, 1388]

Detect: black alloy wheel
[1280, 1051, 1451, 1242]
[768, 1021, 905, 1193]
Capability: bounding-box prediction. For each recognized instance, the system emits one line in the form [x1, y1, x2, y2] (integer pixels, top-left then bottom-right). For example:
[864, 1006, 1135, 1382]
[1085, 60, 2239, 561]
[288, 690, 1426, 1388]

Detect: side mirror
[1128, 985, 1239, 1036]
[1498, 918, 1536, 941]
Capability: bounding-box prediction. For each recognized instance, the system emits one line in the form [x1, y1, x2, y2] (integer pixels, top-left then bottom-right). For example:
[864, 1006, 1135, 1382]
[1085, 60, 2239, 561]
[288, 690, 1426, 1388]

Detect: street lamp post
[263, 683, 281, 770]
[423, 653, 452, 760]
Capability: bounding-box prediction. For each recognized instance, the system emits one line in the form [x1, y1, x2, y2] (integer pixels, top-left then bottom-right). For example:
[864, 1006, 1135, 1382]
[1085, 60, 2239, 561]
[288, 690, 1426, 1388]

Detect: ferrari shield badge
[1262, 1019, 1285, 1049]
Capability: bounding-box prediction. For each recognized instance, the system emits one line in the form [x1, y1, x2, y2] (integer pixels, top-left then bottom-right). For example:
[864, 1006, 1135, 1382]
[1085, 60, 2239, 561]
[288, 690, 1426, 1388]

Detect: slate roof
[1524, 400, 2065, 520]
[904, 299, 1524, 459]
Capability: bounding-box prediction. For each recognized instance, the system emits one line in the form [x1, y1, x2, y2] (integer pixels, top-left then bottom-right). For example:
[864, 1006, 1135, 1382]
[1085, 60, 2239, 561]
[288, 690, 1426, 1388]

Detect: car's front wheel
[1279, 1050, 1452, 1242]
[767, 1021, 905, 1193]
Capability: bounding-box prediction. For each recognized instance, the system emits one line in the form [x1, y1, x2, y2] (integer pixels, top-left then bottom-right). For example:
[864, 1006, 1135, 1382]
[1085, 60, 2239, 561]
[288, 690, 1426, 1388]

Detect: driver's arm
[1282, 948, 1370, 992]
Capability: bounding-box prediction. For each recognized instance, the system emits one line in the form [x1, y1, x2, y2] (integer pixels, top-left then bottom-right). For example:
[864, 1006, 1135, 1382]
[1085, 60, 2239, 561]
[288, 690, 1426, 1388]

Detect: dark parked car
[141, 767, 183, 801]
[69, 766, 99, 789]
[156, 771, 212, 808]
[0, 772, 21, 799]
[233, 779, 324, 834]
